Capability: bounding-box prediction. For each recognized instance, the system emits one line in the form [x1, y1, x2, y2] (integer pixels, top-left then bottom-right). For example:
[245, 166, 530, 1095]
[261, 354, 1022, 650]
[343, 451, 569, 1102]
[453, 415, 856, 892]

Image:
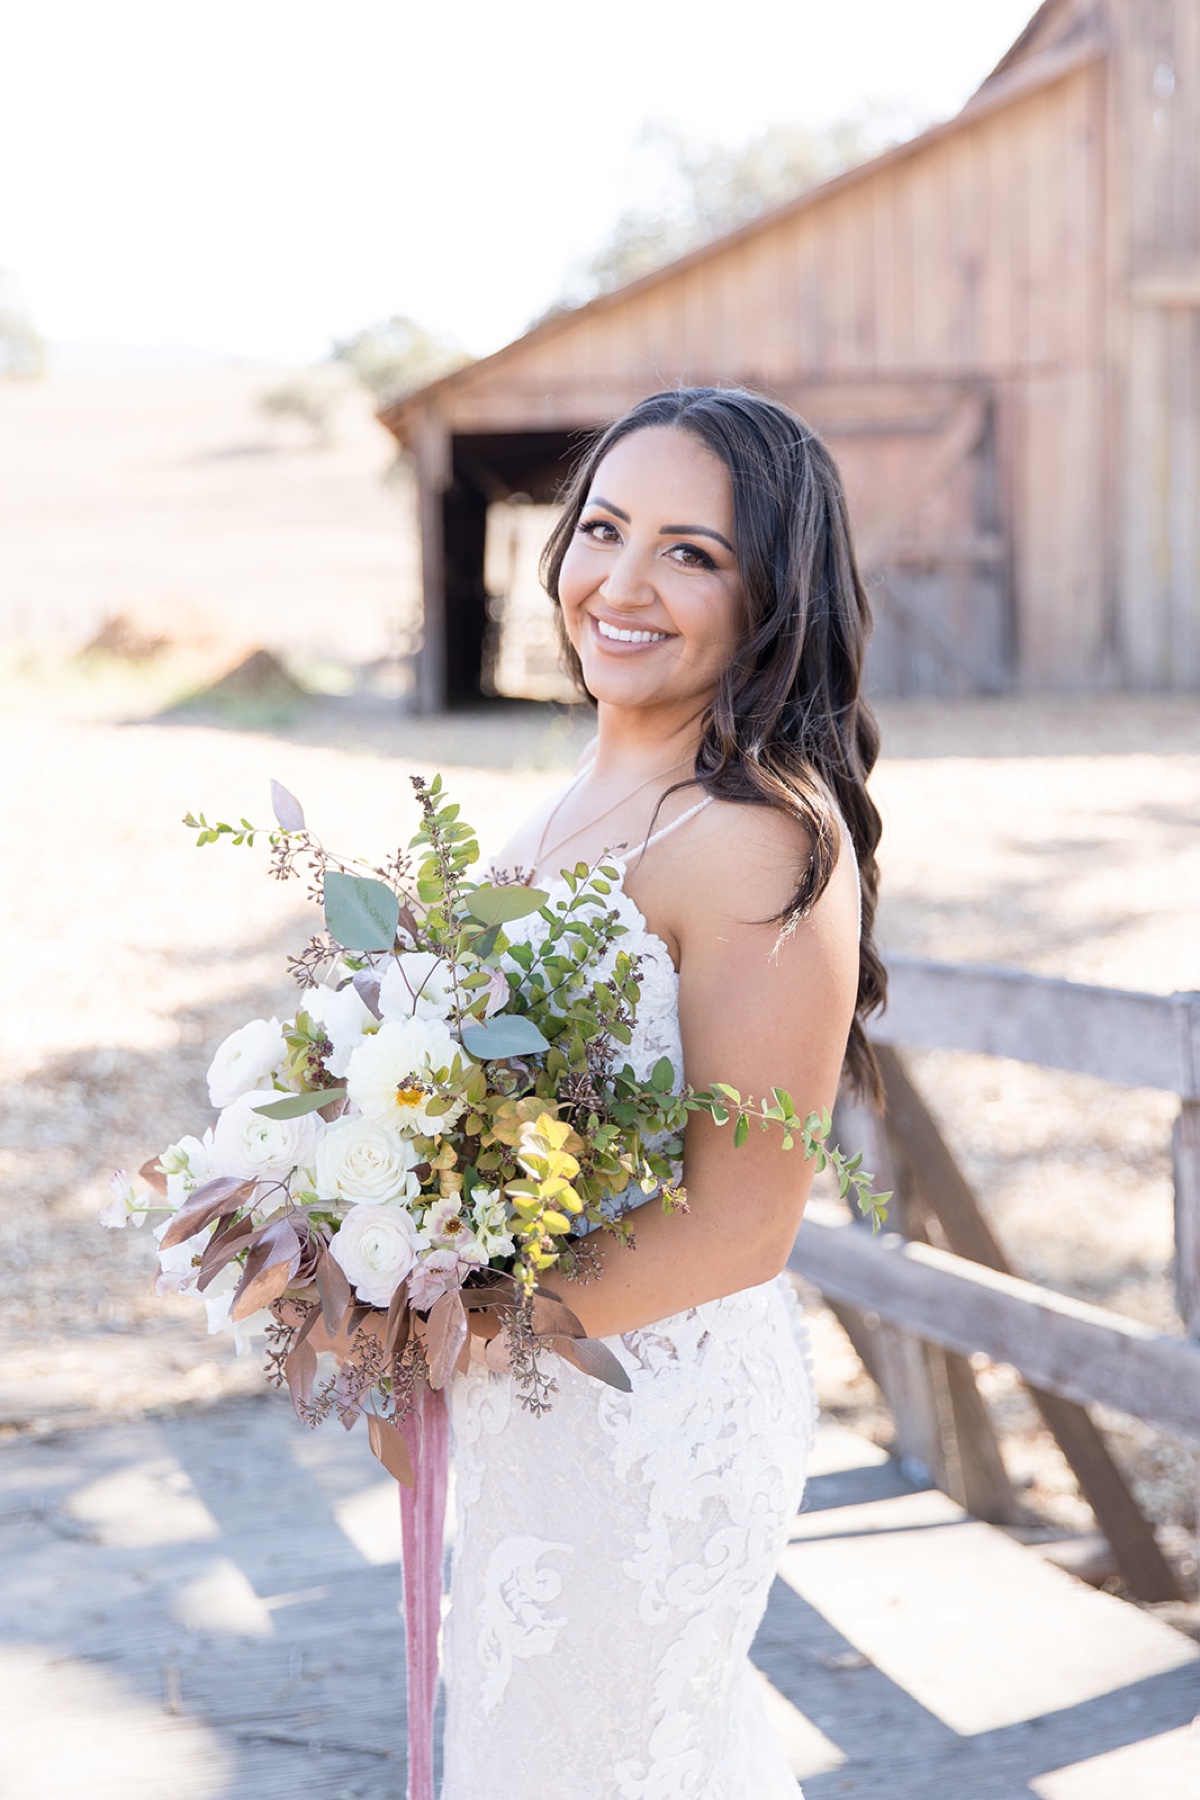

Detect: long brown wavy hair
[540, 386, 886, 1099]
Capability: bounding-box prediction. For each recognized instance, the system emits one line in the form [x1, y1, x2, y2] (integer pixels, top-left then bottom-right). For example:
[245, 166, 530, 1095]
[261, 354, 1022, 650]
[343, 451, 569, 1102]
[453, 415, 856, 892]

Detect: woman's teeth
[596, 619, 667, 644]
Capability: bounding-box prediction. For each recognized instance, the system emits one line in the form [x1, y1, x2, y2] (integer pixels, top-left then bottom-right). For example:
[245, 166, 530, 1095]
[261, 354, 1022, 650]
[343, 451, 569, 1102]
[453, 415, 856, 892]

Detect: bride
[440, 386, 884, 1799]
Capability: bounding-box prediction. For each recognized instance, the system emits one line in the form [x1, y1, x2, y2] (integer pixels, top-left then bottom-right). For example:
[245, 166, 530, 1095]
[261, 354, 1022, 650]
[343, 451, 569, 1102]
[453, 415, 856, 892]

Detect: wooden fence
[790, 957, 1200, 1603]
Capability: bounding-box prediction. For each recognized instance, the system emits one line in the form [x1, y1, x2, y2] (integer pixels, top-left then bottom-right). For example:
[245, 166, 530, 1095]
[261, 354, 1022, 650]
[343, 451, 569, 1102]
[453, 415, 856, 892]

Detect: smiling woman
[438, 387, 884, 1798]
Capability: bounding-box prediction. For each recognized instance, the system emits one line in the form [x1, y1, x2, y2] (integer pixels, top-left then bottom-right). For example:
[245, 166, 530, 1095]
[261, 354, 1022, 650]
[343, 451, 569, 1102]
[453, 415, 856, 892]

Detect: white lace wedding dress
[440, 823, 817, 1799]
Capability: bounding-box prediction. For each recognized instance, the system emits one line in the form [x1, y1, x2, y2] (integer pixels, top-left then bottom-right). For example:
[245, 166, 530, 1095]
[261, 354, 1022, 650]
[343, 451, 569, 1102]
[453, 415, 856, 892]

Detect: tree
[554, 105, 927, 308]
[331, 314, 469, 402]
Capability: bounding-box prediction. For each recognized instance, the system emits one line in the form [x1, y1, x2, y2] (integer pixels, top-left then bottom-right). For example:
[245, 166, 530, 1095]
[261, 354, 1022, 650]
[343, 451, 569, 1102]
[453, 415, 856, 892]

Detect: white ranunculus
[315, 1114, 421, 1207]
[211, 1089, 321, 1182]
[303, 980, 377, 1079]
[379, 952, 457, 1023]
[207, 1018, 287, 1110]
[159, 1133, 216, 1209]
[345, 1016, 466, 1134]
[330, 1202, 423, 1307]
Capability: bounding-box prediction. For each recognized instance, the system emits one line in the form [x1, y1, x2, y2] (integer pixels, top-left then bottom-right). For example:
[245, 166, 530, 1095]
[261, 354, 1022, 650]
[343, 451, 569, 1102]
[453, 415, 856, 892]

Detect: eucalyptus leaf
[323, 870, 400, 952]
[461, 1015, 550, 1059]
[465, 884, 549, 927]
[253, 1086, 345, 1119]
[269, 778, 305, 832]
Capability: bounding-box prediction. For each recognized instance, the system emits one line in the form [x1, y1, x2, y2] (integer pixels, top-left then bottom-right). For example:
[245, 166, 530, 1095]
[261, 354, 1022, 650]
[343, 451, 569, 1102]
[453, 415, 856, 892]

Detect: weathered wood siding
[424, 58, 1109, 691]
[1112, 0, 1200, 689]
[388, 0, 1200, 699]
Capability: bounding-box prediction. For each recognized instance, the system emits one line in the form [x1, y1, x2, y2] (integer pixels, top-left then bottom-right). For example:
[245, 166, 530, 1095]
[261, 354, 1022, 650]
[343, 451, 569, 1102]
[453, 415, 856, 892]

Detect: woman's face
[557, 425, 745, 715]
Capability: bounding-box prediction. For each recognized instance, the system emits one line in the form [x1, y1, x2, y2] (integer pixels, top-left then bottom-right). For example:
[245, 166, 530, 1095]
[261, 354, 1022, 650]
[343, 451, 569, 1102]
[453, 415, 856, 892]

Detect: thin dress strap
[621, 794, 715, 861]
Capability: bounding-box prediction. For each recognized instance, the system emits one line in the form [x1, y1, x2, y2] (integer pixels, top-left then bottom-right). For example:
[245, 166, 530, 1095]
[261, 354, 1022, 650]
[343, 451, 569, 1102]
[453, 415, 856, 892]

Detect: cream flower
[379, 952, 458, 1023]
[406, 1247, 470, 1311]
[469, 1185, 516, 1260]
[211, 1089, 320, 1182]
[99, 1169, 148, 1229]
[206, 1017, 286, 1110]
[345, 1016, 465, 1134]
[315, 1114, 421, 1207]
[423, 1193, 485, 1262]
[200, 1262, 272, 1355]
[330, 1201, 423, 1307]
[303, 980, 377, 1079]
[159, 1133, 215, 1209]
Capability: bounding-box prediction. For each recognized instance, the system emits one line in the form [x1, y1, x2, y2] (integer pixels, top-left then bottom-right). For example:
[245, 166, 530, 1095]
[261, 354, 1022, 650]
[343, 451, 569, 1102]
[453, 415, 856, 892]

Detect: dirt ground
[2, 367, 1198, 1597]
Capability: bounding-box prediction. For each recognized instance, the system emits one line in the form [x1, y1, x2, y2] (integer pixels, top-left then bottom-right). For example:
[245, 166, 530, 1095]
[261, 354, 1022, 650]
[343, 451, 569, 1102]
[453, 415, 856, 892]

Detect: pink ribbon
[399, 1382, 450, 1800]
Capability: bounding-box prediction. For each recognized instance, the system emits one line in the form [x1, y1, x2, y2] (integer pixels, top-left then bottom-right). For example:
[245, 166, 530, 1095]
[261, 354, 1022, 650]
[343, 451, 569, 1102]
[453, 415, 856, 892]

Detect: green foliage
[322, 870, 401, 952]
[330, 314, 471, 401]
[553, 108, 927, 309]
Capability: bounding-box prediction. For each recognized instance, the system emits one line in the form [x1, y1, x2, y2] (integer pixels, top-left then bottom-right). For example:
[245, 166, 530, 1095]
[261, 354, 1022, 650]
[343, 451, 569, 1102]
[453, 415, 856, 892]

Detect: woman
[441, 387, 884, 1798]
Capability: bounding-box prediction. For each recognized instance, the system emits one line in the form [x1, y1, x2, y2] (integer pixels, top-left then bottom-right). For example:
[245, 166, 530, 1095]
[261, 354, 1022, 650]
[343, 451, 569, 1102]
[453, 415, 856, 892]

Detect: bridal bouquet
[104, 772, 883, 1800]
[105, 773, 883, 1476]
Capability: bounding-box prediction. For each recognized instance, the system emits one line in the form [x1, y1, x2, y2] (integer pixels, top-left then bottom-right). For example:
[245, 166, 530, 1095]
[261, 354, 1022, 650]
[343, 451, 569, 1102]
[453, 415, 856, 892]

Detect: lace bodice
[439, 862, 815, 1799]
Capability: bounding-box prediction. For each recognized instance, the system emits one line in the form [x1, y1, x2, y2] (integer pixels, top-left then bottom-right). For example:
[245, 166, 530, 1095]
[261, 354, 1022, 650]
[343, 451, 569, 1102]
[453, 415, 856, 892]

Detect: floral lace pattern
[440, 876, 815, 1799]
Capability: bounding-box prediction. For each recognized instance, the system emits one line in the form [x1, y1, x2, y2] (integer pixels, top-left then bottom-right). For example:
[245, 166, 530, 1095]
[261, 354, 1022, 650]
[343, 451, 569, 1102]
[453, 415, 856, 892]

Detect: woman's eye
[578, 517, 619, 543]
[668, 542, 718, 571]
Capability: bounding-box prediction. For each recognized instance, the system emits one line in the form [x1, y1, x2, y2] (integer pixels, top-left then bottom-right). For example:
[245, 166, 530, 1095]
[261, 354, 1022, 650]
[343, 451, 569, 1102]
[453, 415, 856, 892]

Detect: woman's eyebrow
[585, 494, 629, 521]
[660, 524, 735, 553]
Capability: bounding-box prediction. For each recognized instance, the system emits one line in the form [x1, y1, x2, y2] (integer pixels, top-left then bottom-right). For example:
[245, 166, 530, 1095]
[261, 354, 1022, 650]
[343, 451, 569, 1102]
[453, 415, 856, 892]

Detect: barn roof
[379, 0, 1104, 444]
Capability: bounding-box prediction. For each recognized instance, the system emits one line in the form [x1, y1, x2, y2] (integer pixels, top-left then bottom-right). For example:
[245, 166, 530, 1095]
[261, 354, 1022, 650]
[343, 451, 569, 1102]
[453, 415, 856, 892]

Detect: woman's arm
[535, 801, 861, 1341]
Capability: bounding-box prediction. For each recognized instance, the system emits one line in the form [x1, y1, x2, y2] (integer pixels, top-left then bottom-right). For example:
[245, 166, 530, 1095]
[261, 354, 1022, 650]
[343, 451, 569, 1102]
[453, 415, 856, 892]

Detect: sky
[1, 0, 1039, 366]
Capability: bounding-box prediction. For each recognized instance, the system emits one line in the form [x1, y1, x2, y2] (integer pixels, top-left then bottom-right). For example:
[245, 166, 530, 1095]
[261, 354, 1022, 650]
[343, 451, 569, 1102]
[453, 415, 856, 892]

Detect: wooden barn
[380, 0, 1200, 710]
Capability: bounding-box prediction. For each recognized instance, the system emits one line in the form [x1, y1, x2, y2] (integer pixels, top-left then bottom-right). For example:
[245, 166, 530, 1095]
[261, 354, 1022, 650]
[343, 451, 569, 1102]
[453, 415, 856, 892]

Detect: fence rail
[790, 955, 1200, 1602]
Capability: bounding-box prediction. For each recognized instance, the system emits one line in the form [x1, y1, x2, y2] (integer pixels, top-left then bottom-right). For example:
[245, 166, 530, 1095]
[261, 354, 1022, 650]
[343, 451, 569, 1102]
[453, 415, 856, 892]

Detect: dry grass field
[2, 367, 1198, 1595]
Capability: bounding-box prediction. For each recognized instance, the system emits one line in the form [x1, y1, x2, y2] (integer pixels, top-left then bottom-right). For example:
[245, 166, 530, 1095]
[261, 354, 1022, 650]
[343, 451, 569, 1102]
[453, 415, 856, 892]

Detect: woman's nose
[599, 543, 655, 608]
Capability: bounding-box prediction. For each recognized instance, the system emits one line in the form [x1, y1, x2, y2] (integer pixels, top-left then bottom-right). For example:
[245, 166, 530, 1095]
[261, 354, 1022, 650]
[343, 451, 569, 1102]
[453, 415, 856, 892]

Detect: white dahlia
[345, 1016, 465, 1134]
[211, 1089, 321, 1182]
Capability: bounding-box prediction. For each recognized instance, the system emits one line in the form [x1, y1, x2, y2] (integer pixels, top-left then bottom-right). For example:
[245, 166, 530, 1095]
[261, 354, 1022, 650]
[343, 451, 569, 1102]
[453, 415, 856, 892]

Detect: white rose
[346, 1016, 465, 1134]
[207, 1018, 286, 1110]
[379, 952, 457, 1023]
[211, 1089, 320, 1182]
[330, 1202, 423, 1307]
[304, 980, 377, 1079]
[315, 1114, 421, 1206]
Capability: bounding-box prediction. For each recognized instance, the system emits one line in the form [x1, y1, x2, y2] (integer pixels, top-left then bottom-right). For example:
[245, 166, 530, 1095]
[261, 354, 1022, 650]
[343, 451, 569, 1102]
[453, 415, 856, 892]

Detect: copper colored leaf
[384, 1285, 411, 1360]
[196, 1215, 258, 1290]
[424, 1290, 467, 1390]
[284, 1338, 318, 1418]
[484, 1332, 514, 1374]
[530, 1294, 586, 1340]
[139, 1157, 168, 1197]
[367, 1413, 415, 1487]
[314, 1246, 353, 1334]
[231, 1219, 301, 1321]
[461, 1283, 516, 1310]
[159, 1177, 257, 1250]
[549, 1335, 633, 1392]
[270, 778, 306, 832]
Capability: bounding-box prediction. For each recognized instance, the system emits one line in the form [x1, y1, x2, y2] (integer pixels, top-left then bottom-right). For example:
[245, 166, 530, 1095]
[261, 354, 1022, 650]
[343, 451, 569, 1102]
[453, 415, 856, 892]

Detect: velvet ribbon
[399, 1382, 451, 1800]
